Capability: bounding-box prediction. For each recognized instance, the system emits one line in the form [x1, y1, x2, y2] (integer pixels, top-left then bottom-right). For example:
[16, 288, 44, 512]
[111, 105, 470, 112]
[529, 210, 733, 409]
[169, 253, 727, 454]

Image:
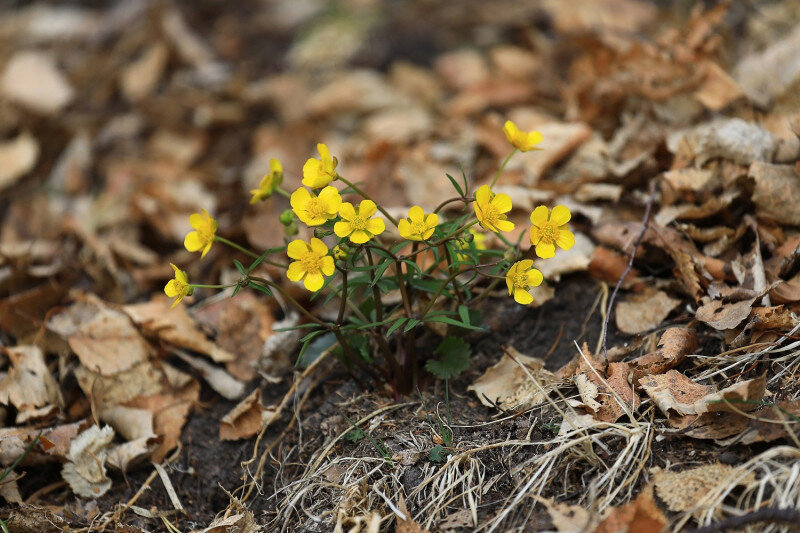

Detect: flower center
[300, 252, 322, 272]
[541, 223, 557, 243]
[482, 204, 499, 223]
[350, 215, 367, 231]
[307, 199, 327, 219]
[513, 272, 528, 289]
[412, 221, 427, 234]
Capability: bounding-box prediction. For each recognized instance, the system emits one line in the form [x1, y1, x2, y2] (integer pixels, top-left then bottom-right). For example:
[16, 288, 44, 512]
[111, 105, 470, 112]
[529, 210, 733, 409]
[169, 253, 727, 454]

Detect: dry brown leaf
[199, 510, 260, 533]
[692, 60, 744, 111]
[120, 43, 168, 102]
[595, 483, 667, 533]
[106, 435, 162, 473]
[540, 0, 656, 33]
[695, 295, 758, 331]
[74, 360, 168, 407]
[588, 246, 640, 288]
[468, 347, 558, 410]
[5, 504, 68, 533]
[630, 327, 697, 381]
[734, 23, 800, 107]
[668, 118, 778, 166]
[750, 162, 800, 226]
[615, 289, 681, 334]
[220, 388, 277, 441]
[0, 50, 74, 114]
[653, 464, 755, 516]
[0, 132, 39, 191]
[396, 496, 429, 533]
[49, 301, 153, 376]
[0, 345, 62, 421]
[577, 362, 640, 423]
[123, 296, 236, 363]
[61, 425, 114, 498]
[100, 405, 154, 441]
[539, 497, 594, 532]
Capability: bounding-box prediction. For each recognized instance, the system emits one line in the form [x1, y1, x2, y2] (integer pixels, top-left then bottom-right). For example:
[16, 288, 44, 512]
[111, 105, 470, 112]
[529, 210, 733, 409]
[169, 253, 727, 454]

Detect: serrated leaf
[429, 444, 447, 462]
[425, 336, 471, 380]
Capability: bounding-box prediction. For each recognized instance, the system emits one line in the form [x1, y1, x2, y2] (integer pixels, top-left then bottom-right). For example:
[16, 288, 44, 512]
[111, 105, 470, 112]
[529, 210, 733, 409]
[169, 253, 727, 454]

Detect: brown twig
[687, 507, 800, 533]
[600, 180, 657, 362]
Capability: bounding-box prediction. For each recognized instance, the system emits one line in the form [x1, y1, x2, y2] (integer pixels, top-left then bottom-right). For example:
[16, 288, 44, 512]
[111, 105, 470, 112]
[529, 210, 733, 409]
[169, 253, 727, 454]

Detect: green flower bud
[279, 209, 295, 226]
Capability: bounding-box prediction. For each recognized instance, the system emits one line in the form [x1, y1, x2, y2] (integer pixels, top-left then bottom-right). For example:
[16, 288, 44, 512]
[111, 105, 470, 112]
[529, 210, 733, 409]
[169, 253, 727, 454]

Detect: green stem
[433, 196, 471, 214]
[489, 148, 517, 188]
[190, 283, 237, 289]
[275, 186, 291, 199]
[215, 236, 259, 259]
[338, 176, 399, 227]
[249, 277, 332, 330]
[442, 244, 464, 305]
[337, 268, 348, 325]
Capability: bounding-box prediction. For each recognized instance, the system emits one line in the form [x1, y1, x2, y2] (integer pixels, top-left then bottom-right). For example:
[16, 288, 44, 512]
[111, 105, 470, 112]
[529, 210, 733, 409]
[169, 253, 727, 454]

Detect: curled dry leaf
[123, 296, 236, 363]
[200, 510, 260, 533]
[595, 483, 666, 533]
[615, 288, 681, 334]
[629, 327, 697, 381]
[220, 388, 278, 441]
[576, 362, 640, 423]
[48, 301, 153, 376]
[467, 346, 558, 410]
[61, 425, 114, 498]
[653, 464, 755, 516]
[0, 345, 63, 422]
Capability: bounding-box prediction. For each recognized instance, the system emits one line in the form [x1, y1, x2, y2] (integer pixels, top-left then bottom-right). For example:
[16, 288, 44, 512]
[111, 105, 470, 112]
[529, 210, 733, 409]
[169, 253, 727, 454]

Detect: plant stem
[433, 196, 471, 214]
[489, 148, 517, 188]
[338, 176, 399, 226]
[249, 277, 332, 330]
[365, 249, 403, 381]
[190, 283, 237, 289]
[275, 186, 291, 198]
[215, 236, 288, 268]
[337, 268, 348, 325]
[442, 244, 465, 305]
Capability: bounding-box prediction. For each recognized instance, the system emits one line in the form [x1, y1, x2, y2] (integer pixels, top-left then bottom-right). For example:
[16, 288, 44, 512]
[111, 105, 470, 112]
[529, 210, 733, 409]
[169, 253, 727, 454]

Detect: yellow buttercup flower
[334, 200, 385, 244]
[503, 120, 543, 152]
[290, 186, 342, 226]
[398, 206, 438, 241]
[184, 209, 218, 258]
[529, 205, 575, 259]
[302, 143, 339, 188]
[473, 185, 514, 233]
[505, 260, 543, 305]
[164, 263, 193, 308]
[249, 158, 283, 204]
[286, 237, 335, 291]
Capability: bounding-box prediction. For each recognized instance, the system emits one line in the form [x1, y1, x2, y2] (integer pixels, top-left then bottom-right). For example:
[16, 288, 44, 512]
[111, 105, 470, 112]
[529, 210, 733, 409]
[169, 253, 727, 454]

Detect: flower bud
[332, 244, 350, 260]
[503, 248, 517, 262]
[279, 209, 295, 226]
[461, 231, 475, 244]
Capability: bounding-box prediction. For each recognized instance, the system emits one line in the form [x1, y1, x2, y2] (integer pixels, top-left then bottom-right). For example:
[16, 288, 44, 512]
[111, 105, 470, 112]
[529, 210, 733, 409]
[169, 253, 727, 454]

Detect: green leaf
[298, 331, 337, 366]
[404, 318, 421, 332]
[445, 173, 464, 196]
[233, 259, 246, 275]
[344, 428, 365, 443]
[232, 285, 241, 297]
[425, 316, 483, 331]
[247, 247, 282, 273]
[248, 281, 273, 297]
[425, 336, 471, 380]
[457, 305, 470, 326]
[428, 444, 447, 463]
[386, 318, 407, 336]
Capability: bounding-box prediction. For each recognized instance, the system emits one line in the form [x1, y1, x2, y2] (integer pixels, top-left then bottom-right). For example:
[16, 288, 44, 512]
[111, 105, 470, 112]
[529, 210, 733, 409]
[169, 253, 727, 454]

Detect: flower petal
[366, 217, 385, 236]
[337, 202, 356, 221]
[422, 226, 435, 240]
[170, 292, 185, 308]
[201, 242, 213, 258]
[475, 185, 491, 205]
[290, 187, 311, 210]
[408, 205, 424, 223]
[164, 280, 181, 297]
[304, 272, 325, 292]
[310, 237, 329, 256]
[321, 256, 335, 276]
[425, 213, 439, 227]
[530, 205, 549, 227]
[286, 261, 306, 281]
[317, 143, 331, 163]
[494, 219, 515, 232]
[527, 268, 543, 287]
[287, 240, 308, 259]
[556, 229, 575, 250]
[349, 230, 371, 244]
[358, 200, 377, 218]
[517, 259, 534, 271]
[503, 120, 519, 143]
[184, 232, 203, 252]
[529, 226, 543, 245]
[319, 186, 342, 210]
[550, 205, 571, 226]
[526, 130, 543, 147]
[535, 241, 555, 259]
[189, 213, 205, 230]
[398, 219, 412, 240]
[491, 193, 513, 213]
[514, 287, 534, 305]
[334, 221, 352, 238]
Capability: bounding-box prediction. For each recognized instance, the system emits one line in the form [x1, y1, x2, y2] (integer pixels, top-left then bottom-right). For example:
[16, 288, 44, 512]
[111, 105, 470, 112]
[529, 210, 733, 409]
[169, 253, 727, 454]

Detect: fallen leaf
[615, 289, 681, 334]
[595, 483, 667, 533]
[577, 362, 640, 423]
[750, 162, 800, 226]
[200, 510, 260, 533]
[49, 301, 153, 376]
[629, 327, 697, 380]
[396, 496, 429, 533]
[538, 497, 594, 532]
[668, 118, 778, 166]
[61, 425, 114, 498]
[588, 246, 640, 288]
[0, 50, 74, 114]
[468, 346, 559, 410]
[653, 464, 755, 516]
[123, 296, 236, 363]
[0, 132, 39, 191]
[220, 388, 277, 441]
[120, 43, 169, 102]
[692, 60, 743, 111]
[734, 23, 800, 107]
[0, 345, 63, 422]
[695, 296, 757, 331]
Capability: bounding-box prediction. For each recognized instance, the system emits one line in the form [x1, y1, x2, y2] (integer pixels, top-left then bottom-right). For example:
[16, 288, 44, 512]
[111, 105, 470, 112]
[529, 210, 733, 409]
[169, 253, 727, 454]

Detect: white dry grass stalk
[672, 445, 800, 531]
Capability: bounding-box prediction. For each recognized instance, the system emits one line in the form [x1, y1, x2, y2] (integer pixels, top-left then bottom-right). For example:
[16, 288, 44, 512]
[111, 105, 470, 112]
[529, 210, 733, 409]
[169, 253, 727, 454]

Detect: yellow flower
[398, 206, 438, 241]
[290, 186, 342, 226]
[334, 200, 385, 244]
[302, 143, 338, 188]
[286, 237, 335, 291]
[505, 260, 543, 305]
[164, 263, 193, 308]
[503, 120, 542, 152]
[529, 205, 575, 259]
[473, 185, 514, 233]
[184, 209, 218, 258]
[249, 158, 283, 204]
